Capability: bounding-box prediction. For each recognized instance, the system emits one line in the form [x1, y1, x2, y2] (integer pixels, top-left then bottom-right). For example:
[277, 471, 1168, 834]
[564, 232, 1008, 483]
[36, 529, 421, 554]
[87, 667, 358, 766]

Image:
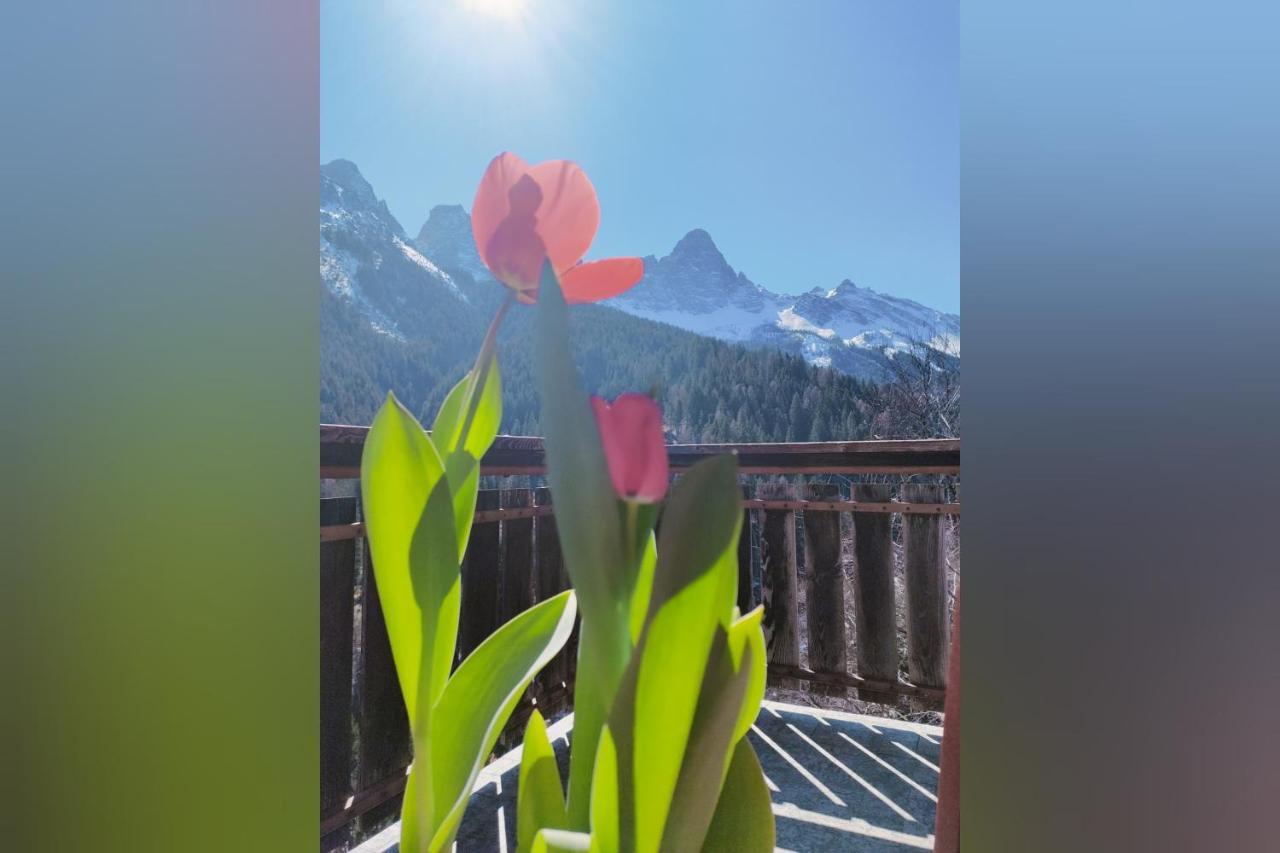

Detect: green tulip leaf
[609, 455, 744, 853]
[661, 630, 755, 852]
[589, 726, 619, 853]
[644, 454, 742, 626]
[702, 738, 775, 853]
[532, 260, 627, 618]
[628, 532, 657, 646]
[534, 259, 631, 822]
[360, 392, 446, 722]
[530, 829, 596, 853]
[408, 475, 461, 722]
[727, 606, 768, 745]
[427, 589, 578, 851]
[442, 449, 480, 561]
[431, 357, 502, 461]
[518, 711, 567, 853]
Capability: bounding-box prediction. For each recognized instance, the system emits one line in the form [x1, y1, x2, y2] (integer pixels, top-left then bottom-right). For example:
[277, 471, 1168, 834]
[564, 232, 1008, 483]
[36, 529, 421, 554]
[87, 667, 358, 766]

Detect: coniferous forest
[321, 275, 884, 443]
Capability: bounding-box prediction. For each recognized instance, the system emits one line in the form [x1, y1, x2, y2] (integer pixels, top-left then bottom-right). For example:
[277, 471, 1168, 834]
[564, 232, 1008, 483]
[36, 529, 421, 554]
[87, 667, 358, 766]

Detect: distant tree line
[322, 278, 958, 443]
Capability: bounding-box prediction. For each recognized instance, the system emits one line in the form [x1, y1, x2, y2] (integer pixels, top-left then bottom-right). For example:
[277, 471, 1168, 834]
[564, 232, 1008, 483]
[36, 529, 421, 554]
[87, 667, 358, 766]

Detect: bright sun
[463, 0, 528, 22]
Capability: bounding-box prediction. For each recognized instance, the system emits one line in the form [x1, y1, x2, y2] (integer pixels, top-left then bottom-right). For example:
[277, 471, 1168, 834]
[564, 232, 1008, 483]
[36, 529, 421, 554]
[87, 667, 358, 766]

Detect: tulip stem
[456, 291, 515, 451]
[624, 499, 639, 584]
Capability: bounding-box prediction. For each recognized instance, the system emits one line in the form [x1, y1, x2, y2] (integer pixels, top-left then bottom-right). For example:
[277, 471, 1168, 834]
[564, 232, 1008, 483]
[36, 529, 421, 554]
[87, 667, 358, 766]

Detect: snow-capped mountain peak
[388, 187, 959, 381]
[321, 160, 465, 342]
[605, 229, 959, 380]
[415, 204, 489, 283]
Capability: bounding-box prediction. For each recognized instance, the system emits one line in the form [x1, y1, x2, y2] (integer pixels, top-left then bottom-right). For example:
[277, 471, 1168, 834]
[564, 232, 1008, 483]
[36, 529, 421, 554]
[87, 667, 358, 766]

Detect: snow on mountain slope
[606, 230, 959, 380]
[416, 204, 490, 284]
[402, 185, 959, 382]
[321, 160, 465, 342]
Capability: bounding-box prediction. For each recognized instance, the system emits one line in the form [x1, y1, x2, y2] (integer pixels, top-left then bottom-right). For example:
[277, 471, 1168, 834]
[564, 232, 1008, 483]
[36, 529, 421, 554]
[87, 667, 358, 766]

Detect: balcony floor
[351, 700, 943, 852]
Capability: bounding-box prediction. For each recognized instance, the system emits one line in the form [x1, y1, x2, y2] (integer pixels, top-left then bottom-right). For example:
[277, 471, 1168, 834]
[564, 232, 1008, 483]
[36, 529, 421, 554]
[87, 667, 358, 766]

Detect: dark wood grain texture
[457, 490, 501, 662]
[800, 484, 848, 696]
[354, 537, 411, 832]
[499, 488, 535, 626]
[902, 483, 950, 692]
[851, 483, 899, 702]
[758, 482, 801, 686]
[320, 498, 357, 818]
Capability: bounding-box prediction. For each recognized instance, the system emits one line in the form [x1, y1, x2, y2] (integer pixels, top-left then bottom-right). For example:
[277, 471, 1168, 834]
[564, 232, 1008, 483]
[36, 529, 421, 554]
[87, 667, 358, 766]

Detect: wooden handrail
[319, 498, 961, 542]
[320, 424, 959, 478]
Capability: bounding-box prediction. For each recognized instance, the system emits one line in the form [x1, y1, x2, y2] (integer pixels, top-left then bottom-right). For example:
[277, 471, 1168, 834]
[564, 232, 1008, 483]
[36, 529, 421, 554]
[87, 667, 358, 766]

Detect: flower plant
[517, 262, 774, 853]
[358, 153, 775, 853]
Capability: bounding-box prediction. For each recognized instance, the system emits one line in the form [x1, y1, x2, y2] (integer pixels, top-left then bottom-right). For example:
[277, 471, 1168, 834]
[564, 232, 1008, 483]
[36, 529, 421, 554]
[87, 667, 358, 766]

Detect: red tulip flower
[590, 393, 669, 504]
[472, 152, 645, 304]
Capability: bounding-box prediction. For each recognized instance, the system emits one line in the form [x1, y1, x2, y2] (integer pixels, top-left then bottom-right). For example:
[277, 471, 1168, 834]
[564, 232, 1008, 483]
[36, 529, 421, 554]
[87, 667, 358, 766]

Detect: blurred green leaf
[532, 260, 626, 619]
[727, 606, 767, 745]
[628, 532, 657, 645]
[661, 631, 755, 851]
[644, 455, 742, 625]
[360, 392, 446, 722]
[518, 711, 567, 853]
[530, 828, 596, 853]
[534, 260, 631, 822]
[431, 356, 502, 461]
[427, 590, 578, 851]
[589, 726, 619, 853]
[702, 738, 775, 853]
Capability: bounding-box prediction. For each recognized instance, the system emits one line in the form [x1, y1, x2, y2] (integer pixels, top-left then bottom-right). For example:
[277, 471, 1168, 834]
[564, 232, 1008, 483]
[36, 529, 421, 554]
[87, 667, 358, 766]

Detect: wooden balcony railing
[319, 425, 960, 848]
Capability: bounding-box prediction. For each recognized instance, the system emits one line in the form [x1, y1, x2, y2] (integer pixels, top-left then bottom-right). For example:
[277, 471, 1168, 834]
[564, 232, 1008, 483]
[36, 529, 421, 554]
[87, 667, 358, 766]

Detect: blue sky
[322, 1, 957, 312]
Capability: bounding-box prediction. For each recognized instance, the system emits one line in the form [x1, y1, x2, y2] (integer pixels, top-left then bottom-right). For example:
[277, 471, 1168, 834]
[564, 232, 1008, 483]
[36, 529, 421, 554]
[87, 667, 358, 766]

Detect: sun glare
[463, 0, 528, 23]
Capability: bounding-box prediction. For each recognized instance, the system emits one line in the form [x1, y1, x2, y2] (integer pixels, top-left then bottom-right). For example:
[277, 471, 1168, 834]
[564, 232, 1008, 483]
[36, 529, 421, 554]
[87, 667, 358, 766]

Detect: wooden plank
[458, 490, 501, 662]
[321, 765, 409, 837]
[737, 485, 756, 614]
[799, 484, 848, 696]
[758, 482, 801, 686]
[533, 488, 573, 710]
[316, 501, 957, 545]
[321, 425, 960, 479]
[320, 498, 356, 817]
[355, 539, 411, 824]
[902, 483, 950, 692]
[851, 483, 899, 703]
[500, 488, 535, 626]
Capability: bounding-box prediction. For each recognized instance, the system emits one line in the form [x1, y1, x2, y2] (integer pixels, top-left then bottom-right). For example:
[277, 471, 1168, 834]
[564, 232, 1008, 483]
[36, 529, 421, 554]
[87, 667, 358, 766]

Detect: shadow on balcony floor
[352, 699, 943, 852]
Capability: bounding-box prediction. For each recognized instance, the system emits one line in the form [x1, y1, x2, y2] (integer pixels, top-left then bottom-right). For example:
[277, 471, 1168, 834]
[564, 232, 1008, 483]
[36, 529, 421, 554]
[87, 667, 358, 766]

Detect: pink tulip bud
[590, 393, 669, 503]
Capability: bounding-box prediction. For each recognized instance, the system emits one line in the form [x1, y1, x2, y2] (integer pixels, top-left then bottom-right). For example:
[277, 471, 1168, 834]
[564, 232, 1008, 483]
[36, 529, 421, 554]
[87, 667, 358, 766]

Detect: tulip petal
[484, 177, 547, 295]
[592, 393, 669, 503]
[560, 257, 646, 304]
[471, 152, 530, 269]
[528, 160, 600, 273]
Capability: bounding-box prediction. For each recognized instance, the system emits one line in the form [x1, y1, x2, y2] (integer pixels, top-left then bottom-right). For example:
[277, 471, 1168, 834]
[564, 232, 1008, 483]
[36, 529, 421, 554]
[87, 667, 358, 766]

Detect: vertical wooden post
[737, 484, 755, 614]
[533, 487, 571, 712]
[499, 488, 535, 625]
[457, 490, 501, 662]
[902, 483, 949, 692]
[934, 588, 961, 853]
[851, 483, 898, 702]
[320, 498, 356, 819]
[355, 536, 411, 829]
[758, 482, 801, 686]
[800, 484, 847, 695]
